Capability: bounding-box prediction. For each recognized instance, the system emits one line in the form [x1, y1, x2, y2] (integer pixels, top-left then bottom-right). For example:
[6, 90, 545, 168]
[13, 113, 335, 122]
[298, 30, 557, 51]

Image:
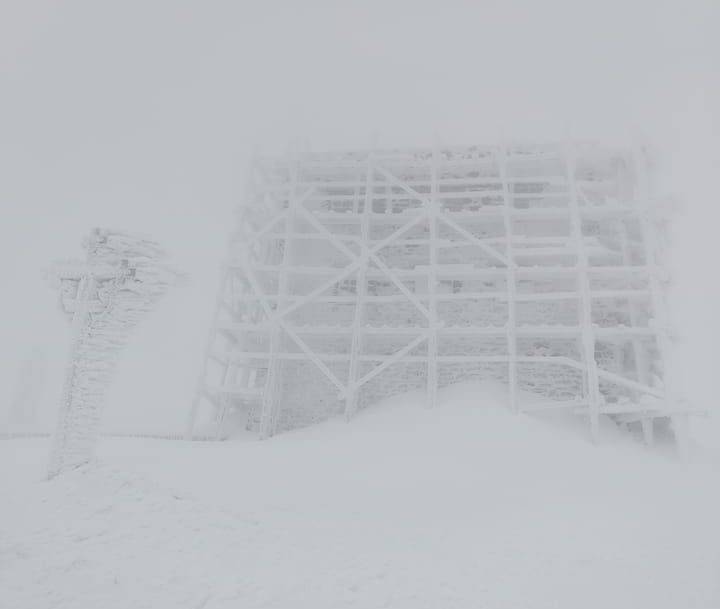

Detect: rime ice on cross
[46, 228, 181, 478]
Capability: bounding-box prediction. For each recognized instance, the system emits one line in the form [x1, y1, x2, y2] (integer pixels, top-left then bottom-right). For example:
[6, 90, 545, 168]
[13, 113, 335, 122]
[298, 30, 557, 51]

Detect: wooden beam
[346, 155, 374, 419]
[498, 145, 518, 414]
[344, 332, 430, 397]
[426, 142, 440, 409]
[566, 142, 602, 443]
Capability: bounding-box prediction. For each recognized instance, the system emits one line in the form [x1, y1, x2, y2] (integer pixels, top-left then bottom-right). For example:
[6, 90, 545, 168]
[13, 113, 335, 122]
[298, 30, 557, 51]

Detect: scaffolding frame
[189, 142, 691, 444]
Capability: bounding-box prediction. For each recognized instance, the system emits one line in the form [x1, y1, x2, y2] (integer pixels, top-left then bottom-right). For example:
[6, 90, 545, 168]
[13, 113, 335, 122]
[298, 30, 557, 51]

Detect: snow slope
[1, 383, 719, 609]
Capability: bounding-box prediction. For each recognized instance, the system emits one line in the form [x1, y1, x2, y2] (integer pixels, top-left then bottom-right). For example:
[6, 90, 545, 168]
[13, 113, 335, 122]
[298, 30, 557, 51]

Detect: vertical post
[345, 153, 374, 418]
[185, 394, 202, 441]
[426, 142, 440, 408]
[619, 220, 650, 385]
[498, 146, 518, 413]
[186, 265, 228, 439]
[213, 359, 233, 440]
[566, 143, 602, 442]
[259, 154, 297, 438]
[633, 144, 683, 453]
[48, 274, 96, 478]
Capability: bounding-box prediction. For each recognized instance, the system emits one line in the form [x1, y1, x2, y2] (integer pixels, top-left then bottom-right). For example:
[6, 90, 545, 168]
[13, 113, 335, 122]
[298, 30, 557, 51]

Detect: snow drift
[1, 382, 718, 609]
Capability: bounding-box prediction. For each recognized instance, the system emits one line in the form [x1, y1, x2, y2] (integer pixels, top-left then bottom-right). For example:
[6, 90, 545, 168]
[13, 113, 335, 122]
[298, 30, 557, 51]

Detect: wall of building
[226, 146, 656, 435]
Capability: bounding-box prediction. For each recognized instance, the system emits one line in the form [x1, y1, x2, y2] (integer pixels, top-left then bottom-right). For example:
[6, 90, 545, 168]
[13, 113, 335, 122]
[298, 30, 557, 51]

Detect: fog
[1, 0, 718, 434]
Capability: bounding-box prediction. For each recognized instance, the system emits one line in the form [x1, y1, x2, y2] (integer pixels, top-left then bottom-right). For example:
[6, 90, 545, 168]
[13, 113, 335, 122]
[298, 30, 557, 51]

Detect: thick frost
[193, 144, 689, 445]
[46, 229, 180, 478]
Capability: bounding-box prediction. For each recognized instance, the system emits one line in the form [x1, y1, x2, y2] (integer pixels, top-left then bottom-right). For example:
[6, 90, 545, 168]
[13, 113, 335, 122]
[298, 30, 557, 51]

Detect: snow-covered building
[191, 142, 685, 444]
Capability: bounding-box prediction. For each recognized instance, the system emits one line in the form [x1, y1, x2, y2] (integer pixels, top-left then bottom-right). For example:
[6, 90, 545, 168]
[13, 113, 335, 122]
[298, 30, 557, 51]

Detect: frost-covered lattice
[191, 142, 688, 444]
[47, 229, 180, 478]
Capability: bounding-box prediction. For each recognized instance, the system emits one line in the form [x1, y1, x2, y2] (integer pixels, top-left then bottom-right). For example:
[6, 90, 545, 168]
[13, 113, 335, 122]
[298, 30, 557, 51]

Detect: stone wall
[357, 362, 428, 411]
[276, 361, 345, 432]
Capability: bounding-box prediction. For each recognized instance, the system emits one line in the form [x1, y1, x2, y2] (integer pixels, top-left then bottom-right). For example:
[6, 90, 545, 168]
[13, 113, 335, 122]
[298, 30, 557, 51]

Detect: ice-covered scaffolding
[190, 142, 689, 444]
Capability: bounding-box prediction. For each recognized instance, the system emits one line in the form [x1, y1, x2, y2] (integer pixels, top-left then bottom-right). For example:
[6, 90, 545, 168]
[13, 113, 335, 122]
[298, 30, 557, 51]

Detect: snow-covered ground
[1, 383, 719, 609]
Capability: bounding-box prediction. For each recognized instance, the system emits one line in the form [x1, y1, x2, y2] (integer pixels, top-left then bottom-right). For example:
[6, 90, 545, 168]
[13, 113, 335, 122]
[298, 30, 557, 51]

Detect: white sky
[1, 0, 718, 431]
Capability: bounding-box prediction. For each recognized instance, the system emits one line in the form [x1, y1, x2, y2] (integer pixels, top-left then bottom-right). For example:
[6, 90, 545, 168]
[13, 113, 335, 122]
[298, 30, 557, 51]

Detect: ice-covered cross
[46, 228, 182, 478]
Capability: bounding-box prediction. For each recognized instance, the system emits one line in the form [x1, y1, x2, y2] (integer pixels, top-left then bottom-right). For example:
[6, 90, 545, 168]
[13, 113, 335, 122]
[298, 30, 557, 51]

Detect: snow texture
[1, 383, 718, 609]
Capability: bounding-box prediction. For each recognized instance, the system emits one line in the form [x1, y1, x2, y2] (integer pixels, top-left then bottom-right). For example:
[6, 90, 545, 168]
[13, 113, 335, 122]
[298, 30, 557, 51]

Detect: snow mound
[1, 383, 719, 609]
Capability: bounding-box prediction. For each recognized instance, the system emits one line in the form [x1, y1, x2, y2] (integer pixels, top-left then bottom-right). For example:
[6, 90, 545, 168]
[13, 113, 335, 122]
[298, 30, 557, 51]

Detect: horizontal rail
[216, 321, 663, 338]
